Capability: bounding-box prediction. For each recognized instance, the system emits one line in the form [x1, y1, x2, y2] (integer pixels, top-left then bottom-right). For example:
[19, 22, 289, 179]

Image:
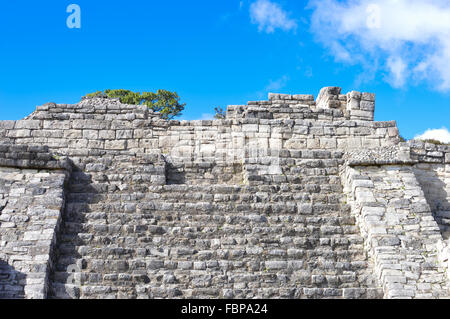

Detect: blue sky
[0, 0, 449, 141]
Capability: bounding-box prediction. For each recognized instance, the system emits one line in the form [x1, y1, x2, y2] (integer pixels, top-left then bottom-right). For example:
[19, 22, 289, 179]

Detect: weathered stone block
[0, 121, 16, 129]
[265, 261, 287, 270]
[83, 130, 99, 139]
[360, 100, 375, 111]
[15, 120, 41, 130]
[362, 92, 376, 101]
[350, 110, 374, 121]
[105, 140, 127, 150]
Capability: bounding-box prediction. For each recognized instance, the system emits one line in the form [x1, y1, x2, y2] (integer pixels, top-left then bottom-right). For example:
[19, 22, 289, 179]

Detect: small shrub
[86, 89, 185, 120]
[214, 106, 226, 120]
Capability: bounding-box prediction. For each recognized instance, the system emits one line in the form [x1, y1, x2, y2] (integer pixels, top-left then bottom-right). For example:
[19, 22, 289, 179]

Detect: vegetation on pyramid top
[85, 89, 185, 120]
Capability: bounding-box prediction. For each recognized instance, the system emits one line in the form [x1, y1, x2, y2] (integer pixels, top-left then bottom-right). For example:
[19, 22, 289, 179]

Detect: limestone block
[83, 130, 99, 139]
[316, 87, 341, 109]
[269, 138, 282, 149]
[0, 121, 16, 129]
[353, 180, 375, 190]
[348, 91, 362, 100]
[355, 190, 376, 203]
[307, 138, 320, 148]
[62, 129, 81, 139]
[388, 127, 399, 137]
[350, 110, 374, 121]
[105, 140, 127, 150]
[347, 137, 363, 149]
[292, 125, 308, 135]
[0, 222, 16, 228]
[268, 93, 280, 100]
[265, 261, 287, 270]
[310, 127, 324, 135]
[15, 120, 41, 130]
[292, 94, 314, 101]
[350, 127, 372, 136]
[428, 151, 443, 158]
[346, 91, 361, 112]
[361, 138, 381, 148]
[347, 97, 361, 111]
[259, 125, 270, 133]
[98, 130, 116, 139]
[335, 127, 349, 136]
[284, 139, 305, 149]
[116, 130, 133, 139]
[375, 128, 388, 137]
[72, 119, 109, 130]
[200, 143, 216, 155]
[23, 231, 42, 241]
[362, 92, 376, 102]
[320, 138, 337, 149]
[243, 124, 259, 132]
[7, 129, 31, 138]
[360, 100, 375, 111]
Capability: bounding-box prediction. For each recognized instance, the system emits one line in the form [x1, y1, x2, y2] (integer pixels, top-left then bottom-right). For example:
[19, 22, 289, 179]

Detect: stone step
[58, 214, 357, 229]
[54, 242, 366, 258]
[66, 178, 344, 191]
[51, 270, 364, 283]
[64, 200, 350, 213]
[435, 210, 450, 219]
[51, 286, 382, 299]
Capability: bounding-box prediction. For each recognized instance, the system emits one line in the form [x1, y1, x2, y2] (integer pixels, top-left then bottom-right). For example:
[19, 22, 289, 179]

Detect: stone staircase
[49, 150, 382, 299]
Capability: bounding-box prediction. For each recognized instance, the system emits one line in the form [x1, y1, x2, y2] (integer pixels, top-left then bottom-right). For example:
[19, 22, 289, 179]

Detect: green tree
[214, 106, 226, 120]
[86, 89, 185, 120]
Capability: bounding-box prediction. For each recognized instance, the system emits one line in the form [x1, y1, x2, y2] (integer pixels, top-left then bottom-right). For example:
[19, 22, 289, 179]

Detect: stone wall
[0, 87, 448, 299]
[341, 148, 449, 298]
[0, 91, 399, 187]
[407, 141, 450, 240]
[228, 87, 375, 122]
[0, 145, 70, 298]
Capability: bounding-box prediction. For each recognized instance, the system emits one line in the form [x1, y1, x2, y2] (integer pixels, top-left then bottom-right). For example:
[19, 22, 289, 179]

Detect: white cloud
[415, 128, 450, 144]
[255, 75, 290, 99]
[199, 113, 214, 120]
[309, 0, 450, 91]
[250, 0, 297, 33]
[265, 75, 290, 91]
[386, 56, 407, 88]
